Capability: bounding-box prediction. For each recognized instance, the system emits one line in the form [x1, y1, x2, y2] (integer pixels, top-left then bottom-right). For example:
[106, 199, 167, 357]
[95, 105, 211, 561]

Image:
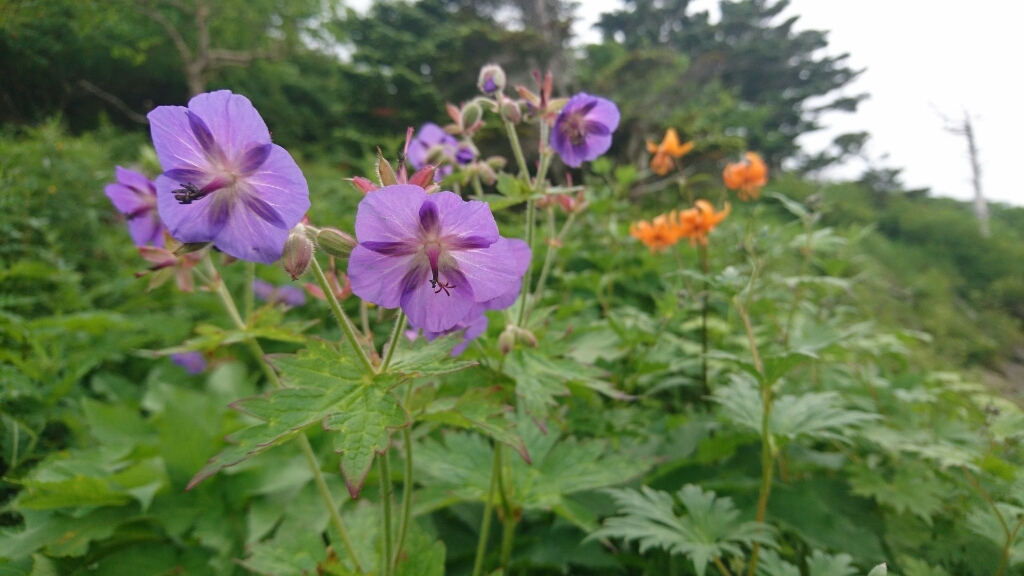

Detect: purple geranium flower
[253, 279, 306, 307]
[550, 93, 620, 168]
[348, 185, 518, 333]
[105, 166, 166, 247]
[148, 90, 310, 264]
[171, 351, 207, 374]
[406, 238, 531, 356]
[407, 123, 473, 180]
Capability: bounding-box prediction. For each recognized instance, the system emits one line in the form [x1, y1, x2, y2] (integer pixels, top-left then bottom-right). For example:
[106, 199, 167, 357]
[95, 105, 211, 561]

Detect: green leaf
[848, 462, 945, 523]
[496, 172, 530, 198]
[713, 377, 878, 442]
[757, 549, 800, 576]
[188, 340, 407, 497]
[806, 550, 857, 576]
[420, 385, 528, 460]
[387, 334, 476, 378]
[900, 557, 950, 576]
[866, 564, 887, 576]
[591, 484, 776, 576]
[503, 348, 619, 421]
[0, 509, 129, 559]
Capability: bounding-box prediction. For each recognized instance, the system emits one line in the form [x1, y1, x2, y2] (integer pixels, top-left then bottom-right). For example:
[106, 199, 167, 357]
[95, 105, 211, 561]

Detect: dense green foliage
[2, 1, 1023, 575]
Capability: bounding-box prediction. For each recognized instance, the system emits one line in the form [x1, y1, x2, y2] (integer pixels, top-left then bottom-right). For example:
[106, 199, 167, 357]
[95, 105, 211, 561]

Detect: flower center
[423, 241, 456, 296]
[562, 113, 588, 146]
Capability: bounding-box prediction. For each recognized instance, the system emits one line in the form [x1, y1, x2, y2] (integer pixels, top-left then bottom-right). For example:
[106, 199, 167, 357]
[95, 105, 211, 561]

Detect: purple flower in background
[253, 279, 306, 307]
[148, 90, 310, 264]
[421, 310, 489, 356]
[171, 351, 207, 374]
[407, 123, 472, 180]
[105, 166, 166, 247]
[550, 93, 620, 168]
[348, 185, 518, 332]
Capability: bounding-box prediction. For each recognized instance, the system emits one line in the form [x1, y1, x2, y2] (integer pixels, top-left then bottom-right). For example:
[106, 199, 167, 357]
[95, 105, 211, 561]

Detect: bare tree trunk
[962, 113, 989, 237]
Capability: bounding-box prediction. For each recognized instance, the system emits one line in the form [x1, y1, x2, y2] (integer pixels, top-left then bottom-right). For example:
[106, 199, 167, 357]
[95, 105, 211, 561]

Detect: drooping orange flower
[646, 128, 695, 176]
[630, 211, 684, 252]
[722, 152, 768, 201]
[676, 200, 730, 246]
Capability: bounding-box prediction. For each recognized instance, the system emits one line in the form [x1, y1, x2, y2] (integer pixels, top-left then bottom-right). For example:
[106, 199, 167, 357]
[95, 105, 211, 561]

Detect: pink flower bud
[350, 176, 378, 194]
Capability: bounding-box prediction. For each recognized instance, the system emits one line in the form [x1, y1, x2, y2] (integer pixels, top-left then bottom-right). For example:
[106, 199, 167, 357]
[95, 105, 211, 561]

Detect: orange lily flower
[630, 211, 683, 252]
[646, 128, 695, 176]
[722, 152, 768, 201]
[677, 200, 730, 246]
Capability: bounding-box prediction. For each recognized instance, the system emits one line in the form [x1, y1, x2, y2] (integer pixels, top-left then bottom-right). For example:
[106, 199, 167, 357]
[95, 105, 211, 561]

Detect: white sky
[346, 0, 1024, 206]
[575, 0, 1024, 206]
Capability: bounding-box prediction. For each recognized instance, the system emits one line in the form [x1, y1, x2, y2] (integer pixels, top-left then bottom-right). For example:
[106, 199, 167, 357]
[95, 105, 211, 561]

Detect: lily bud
[317, 227, 356, 259]
[282, 226, 314, 280]
[461, 102, 482, 133]
[478, 63, 506, 95]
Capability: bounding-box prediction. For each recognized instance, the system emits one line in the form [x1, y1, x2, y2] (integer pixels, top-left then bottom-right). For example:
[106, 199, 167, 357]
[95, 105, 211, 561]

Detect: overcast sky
[347, 0, 1024, 206]
[575, 0, 1024, 206]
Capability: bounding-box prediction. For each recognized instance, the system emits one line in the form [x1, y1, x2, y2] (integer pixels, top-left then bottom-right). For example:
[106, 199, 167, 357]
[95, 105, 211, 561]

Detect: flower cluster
[723, 152, 768, 201]
[630, 200, 731, 252]
[646, 128, 694, 176]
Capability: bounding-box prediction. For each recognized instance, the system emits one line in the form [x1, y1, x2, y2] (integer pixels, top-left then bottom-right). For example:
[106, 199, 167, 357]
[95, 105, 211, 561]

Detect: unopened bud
[376, 148, 398, 186]
[409, 165, 437, 188]
[498, 325, 516, 355]
[426, 144, 449, 166]
[317, 227, 356, 259]
[486, 156, 507, 170]
[536, 195, 555, 210]
[350, 176, 378, 194]
[461, 103, 482, 132]
[456, 144, 475, 165]
[501, 99, 522, 124]
[478, 64, 506, 95]
[515, 327, 538, 348]
[282, 227, 314, 280]
[476, 161, 497, 185]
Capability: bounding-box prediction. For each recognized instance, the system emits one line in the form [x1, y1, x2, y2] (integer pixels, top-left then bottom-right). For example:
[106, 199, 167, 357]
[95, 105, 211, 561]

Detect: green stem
[393, 381, 415, 568]
[700, 243, 709, 395]
[534, 123, 552, 187]
[379, 451, 394, 576]
[300, 434, 365, 573]
[361, 300, 372, 340]
[495, 443, 517, 570]
[244, 261, 255, 323]
[310, 257, 375, 373]
[205, 256, 362, 572]
[502, 117, 530, 180]
[380, 311, 407, 374]
[472, 174, 485, 198]
[516, 198, 536, 327]
[782, 219, 812, 347]
[472, 443, 502, 576]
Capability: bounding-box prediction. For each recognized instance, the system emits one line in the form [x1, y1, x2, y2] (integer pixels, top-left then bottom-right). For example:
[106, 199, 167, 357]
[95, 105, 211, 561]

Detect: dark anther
[430, 279, 455, 296]
[173, 183, 203, 204]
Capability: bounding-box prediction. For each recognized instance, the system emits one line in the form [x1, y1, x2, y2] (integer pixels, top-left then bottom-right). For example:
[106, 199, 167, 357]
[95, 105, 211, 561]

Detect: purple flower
[407, 123, 472, 180]
[348, 185, 518, 333]
[421, 311, 489, 356]
[105, 166, 166, 247]
[550, 93, 620, 168]
[253, 279, 307, 307]
[148, 90, 310, 264]
[171, 351, 207, 374]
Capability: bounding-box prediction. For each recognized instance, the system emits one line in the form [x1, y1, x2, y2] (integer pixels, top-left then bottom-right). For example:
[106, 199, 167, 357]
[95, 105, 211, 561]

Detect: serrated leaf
[189, 340, 407, 497]
[496, 172, 531, 198]
[757, 549, 800, 576]
[848, 462, 945, 523]
[806, 550, 857, 576]
[0, 509, 128, 559]
[591, 484, 776, 576]
[866, 564, 887, 576]
[420, 386, 528, 460]
[503, 348, 616, 423]
[713, 377, 878, 442]
[387, 334, 476, 378]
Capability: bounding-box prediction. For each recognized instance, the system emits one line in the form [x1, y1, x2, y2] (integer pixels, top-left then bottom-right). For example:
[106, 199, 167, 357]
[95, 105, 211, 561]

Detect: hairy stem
[393, 381, 415, 568]
[380, 311, 407, 374]
[502, 117, 530, 180]
[244, 261, 255, 322]
[300, 434, 364, 573]
[379, 451, 394, 576]
[472, 174, 485, 198]
[310, 258, 375, 373]
[472, 444, 502, 576]
[205, 257, 361, 572]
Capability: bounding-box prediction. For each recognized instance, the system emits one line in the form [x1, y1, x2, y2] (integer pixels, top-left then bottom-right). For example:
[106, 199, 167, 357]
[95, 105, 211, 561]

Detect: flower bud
[317, 227, 356, 259]
[350, 176, 378, 194]
[475, 161, 497, 185]
[376, 148, 398, 186]
[455, 144, 476, 165]
[486, 156, 507, 170]
[461, 102, 482, 132]
[426, 144, 449, 166]
[478, 64, 506, 95]
[409, 165, 437, 189]
[498, 325, 516, 355]
[282, 226, 314, 280]
[515, 326, 538, 348]
[501, 99, 522, 124]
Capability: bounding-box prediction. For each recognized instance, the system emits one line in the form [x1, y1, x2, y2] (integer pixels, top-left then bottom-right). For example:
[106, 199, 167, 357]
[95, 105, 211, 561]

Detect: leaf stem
[962, 467, 1015, 576]
[700, 242, 709, 395]
[393, 381, 415, 568]
[310, 257, 375, 373]
[300, 433, 364, 573]
[713, 555, 734, 576]
[379, 451, 394, 576]
[502, 116, 530, 180]
[527, 208, 576, 319]
[495, 443, 517, 570]
[516, 198, 536, 327]
[380, 311, 407, 374]
[204, 256, 361, 572]
[472, 443, 502, 576]
[472, 174, 485, 198]
[244, 260, 255, 322]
